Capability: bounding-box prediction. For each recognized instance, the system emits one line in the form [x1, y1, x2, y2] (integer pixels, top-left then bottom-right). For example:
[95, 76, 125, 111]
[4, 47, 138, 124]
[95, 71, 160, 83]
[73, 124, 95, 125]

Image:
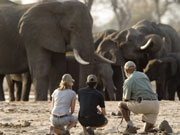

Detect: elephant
[97, 19, 180, 70]
[96, 20, 180, 100]
[93, 29, 124, 100]
[5, 72, 31, 101]
[144, 53, 180, 100]
[0, 0, 34, 101]
[66, 53, 116, 100]
[0, 1, 114, 101]
[18, 1, 114, 100]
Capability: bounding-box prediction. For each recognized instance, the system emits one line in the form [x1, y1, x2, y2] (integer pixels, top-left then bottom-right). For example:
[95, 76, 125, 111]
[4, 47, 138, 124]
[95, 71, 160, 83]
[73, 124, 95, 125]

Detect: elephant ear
[96, 39, 124, 66]
[19, 2, 65, 53]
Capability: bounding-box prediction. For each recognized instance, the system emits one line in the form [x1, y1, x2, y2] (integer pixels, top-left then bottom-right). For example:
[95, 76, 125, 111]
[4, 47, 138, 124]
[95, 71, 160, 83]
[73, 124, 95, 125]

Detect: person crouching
[78, 74, 108, 135]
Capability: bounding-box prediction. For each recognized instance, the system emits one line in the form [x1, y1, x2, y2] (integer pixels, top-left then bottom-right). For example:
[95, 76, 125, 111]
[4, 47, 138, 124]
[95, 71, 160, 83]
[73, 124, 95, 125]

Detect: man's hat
[86, 74, 97, 83]
[61, 74, 74, 84]
[124, 61, 136, 69]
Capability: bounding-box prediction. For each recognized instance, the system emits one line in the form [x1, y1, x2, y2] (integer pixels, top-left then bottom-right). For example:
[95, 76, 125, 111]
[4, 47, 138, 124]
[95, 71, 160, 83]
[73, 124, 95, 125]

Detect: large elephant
[144, 53, 180, 100]
[96, 20, 180, 100]
[5, 72, 31, 101]
[0, 1, 113, 101]
[18, 1, 114, 100]
[0, 0, 34, 101]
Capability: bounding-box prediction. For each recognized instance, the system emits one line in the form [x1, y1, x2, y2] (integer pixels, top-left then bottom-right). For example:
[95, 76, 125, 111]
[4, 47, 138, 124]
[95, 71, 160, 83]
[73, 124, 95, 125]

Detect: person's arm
[100, 107, 106, 115]
[98, 94, 106, 115]
[123, 80, 132, 101]
[51, 97, 55, 114]
[70, 99, 76, 114]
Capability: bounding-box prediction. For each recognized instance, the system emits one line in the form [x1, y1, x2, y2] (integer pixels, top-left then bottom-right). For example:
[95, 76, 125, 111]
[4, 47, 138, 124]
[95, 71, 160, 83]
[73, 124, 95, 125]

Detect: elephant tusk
[94, 52, 115, 64]
[140, 38, 152, 50]
[73, 49, 90, 65]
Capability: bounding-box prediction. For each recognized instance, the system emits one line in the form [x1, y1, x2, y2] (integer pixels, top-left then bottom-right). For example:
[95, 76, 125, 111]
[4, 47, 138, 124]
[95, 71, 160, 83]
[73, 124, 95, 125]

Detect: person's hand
[97, 108, 102, 114]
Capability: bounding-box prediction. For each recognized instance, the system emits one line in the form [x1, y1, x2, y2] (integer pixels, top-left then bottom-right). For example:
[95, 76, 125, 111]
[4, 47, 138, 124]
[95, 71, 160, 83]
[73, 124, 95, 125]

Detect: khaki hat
[124, 61, 136, 69]
[86, 74, 97, 83]
[61, 74, 74, 83]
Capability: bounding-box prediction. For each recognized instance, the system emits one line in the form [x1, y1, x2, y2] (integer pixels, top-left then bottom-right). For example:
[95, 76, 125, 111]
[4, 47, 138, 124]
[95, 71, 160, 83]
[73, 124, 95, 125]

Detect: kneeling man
[119, 61, 159, 133]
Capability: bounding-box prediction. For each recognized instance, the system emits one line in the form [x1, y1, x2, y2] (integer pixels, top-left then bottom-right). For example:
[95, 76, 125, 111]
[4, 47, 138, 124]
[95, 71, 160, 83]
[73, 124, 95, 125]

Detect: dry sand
[0, 81, 180, 135]
[0, 100, 180, 135]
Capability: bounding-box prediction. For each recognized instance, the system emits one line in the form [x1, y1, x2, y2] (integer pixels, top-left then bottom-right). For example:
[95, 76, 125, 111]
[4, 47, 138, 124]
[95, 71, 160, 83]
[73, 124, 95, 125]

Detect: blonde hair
[59, 81, 73, 90]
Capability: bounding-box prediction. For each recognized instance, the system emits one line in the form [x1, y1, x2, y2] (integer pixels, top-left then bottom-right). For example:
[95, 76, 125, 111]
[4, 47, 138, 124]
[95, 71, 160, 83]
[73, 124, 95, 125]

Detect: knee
[104, 118, 108, 126]
[118, 101, 124, 109]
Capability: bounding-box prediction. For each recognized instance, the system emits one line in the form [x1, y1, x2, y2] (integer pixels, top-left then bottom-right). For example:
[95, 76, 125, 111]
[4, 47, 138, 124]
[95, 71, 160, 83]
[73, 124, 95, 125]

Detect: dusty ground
[1, 81, 180, 135]
[0, 100, 180, 135]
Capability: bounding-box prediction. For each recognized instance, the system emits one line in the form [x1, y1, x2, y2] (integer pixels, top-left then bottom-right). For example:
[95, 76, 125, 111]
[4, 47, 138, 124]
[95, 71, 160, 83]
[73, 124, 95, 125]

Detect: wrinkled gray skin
[5, 72, 31, 101]
[0, 1, 96, 101]
[144, 53, 180, 100]
[66, 54, 116, 100]
[0, 0, 33, 101]
[96, 20, 180, 100]
[97, 19, 180, 70]
[76, 29, 117, 100]
[93, 29, 117, 49]
[66, 29, 117, 100]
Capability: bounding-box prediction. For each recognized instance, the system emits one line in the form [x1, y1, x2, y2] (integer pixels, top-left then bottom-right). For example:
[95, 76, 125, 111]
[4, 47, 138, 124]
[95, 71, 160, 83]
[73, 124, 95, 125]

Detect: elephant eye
[69, 24, 76, 31]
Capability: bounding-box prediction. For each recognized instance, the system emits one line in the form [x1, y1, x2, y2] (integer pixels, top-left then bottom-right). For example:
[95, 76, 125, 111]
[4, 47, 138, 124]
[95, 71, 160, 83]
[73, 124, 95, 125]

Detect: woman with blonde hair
[49, 74, 77, 135]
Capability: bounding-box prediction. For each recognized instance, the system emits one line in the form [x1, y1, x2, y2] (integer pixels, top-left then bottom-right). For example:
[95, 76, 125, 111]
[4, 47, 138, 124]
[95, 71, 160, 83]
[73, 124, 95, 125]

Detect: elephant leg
[27, 48, 51, 101]
[156, 80, 166, 100]
[168, 82, 176, 100]
[96, 80, 108, 100]
[168, 89, 176, 100]
[104, 88, 110, 101]
[101, 77, 116, 101]
[49, 53, 66, 99]
[15, 81, 22, 101]
[97, 63, 116, 101]
[177, 88, 180, 100]
[0, 75, 5, 101]
[21, 72, 32, 101]
[6, 75, 15, 101]
[112, 66, 123, 100]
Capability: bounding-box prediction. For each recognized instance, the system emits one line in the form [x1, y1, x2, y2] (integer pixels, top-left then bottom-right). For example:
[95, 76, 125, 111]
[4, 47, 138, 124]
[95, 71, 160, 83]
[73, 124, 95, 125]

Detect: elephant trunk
[139, 34, 165, 53]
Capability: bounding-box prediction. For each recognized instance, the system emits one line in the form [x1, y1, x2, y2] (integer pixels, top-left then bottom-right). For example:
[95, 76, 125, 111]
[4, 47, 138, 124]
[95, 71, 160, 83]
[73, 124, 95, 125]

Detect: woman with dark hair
[49, 74, 77, 135]
[78, 74, 108, 135]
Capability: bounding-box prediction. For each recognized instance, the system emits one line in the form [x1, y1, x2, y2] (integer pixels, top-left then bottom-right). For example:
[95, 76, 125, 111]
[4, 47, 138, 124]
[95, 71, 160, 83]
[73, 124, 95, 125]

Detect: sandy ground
[0, 81, 180, 135]
[0, 100, 180, 135]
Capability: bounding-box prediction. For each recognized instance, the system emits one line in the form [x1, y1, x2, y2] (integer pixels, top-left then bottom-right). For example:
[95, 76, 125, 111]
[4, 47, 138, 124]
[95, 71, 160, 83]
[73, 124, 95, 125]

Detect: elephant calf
[144, 53, 180, 100]
[5, 72, 31, 101]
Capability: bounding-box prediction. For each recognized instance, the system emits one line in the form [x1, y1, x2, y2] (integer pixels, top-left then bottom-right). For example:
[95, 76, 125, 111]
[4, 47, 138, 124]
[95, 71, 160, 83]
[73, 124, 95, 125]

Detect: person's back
[124, 71, 157, 101]
[119, 61, 160, 134]
[49, 74, 77, 135]
[78, 74, 108, 135]
[78, 87, 104, 117]
[52, 89, 76, 115]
